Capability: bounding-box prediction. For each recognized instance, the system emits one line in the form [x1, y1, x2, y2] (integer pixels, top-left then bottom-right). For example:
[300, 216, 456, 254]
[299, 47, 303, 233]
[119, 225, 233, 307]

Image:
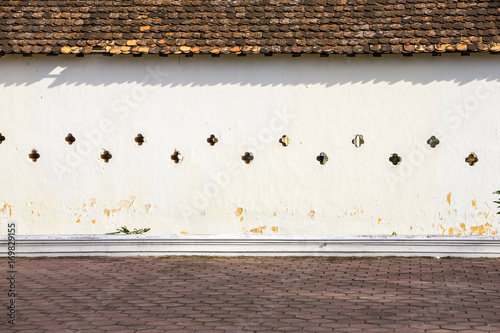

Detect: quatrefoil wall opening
[101, 150, 112, 163]
[352, 134, 364, 148]
[171, 150, 183, 164]
[316, 152, 328, 165]
[135, 134, 145, 146]
[465, 153, 478, 166]
[241, 152, 254, 164]
[279, 135, 290, 147]
[65, 133, 76, 145]
[207, 134, 218, 146]
[427, 135, 440, 148]
[28, 149, 40, 162]
[389, 153, 402, 166]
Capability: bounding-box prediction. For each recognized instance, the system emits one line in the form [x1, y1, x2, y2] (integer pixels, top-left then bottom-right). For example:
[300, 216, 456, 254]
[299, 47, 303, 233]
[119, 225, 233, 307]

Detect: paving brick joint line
[1, 257, 500, 332]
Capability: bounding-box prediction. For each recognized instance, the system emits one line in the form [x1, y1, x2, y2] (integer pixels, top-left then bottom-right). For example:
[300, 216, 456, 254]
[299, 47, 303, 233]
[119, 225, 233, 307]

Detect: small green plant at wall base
[494, 191, 500, 214]
[391, 231, 397, 236]
[106, 226, 151, 235]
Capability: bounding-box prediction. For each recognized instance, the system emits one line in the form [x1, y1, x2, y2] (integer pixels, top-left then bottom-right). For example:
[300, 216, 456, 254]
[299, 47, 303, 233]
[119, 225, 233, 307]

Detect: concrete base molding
[2, 235, 500, 257]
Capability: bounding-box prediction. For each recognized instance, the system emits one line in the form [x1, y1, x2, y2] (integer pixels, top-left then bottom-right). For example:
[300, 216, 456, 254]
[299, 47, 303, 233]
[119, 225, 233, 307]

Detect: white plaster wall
[0, 53, 499, 236]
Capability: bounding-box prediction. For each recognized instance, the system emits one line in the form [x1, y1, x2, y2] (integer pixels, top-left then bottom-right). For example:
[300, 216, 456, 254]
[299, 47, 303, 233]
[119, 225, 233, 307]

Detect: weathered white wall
[1, 53, 499, 236]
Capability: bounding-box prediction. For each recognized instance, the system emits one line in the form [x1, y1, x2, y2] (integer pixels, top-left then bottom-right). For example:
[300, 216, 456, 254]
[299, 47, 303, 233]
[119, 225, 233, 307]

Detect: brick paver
[1, 257, 500, 332]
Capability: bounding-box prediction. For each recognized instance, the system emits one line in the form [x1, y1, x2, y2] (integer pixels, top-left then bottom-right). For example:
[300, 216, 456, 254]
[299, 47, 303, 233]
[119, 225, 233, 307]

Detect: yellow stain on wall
[472, 200, 476, 208]
[181, 231, 188, 234]
[240, 216, 244, 222]
[271, 226, 278, 232]
[447, 193, 451, 205]
[76, 218, 81, 223]
[309, 210, 315, 219]
[91, 220, 96, 224]
[104, 209, 110, 217]
[90, 198, 96, 207]
[145, 204, 151, 212]
[273, 212, 277, 217]
[448, 223, 497, 236]
[235, 207, 243, 216]
[1, 202, 13, 216]
[470, 223, 497, 235]
[349, 206, 362, 216]
[478, 211, 489, 218]
[250, 226, 266, 234]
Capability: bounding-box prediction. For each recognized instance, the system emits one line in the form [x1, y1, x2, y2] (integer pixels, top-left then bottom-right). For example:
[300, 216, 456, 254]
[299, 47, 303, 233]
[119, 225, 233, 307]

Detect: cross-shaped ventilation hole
[465, 153, 478, 166]
[316, 152, 328, 165]
[427, 136, 440, 148]
[389, 153, 401, 165]
[279, 135, 290, 147]
[65, 133, 76, 145]
[135, 134, 145, 146]
[101, 150, 112, 163]
[352, 135, 364, 148]
[207, 135, 218, 146]
[241, 152, 254, 164]
[29, 149, 40, 162]
[171, 150, 183, 164]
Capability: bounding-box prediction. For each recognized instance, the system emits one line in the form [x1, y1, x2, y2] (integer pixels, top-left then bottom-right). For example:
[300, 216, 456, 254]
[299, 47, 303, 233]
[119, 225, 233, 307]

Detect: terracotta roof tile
[0, 0, 499, 55]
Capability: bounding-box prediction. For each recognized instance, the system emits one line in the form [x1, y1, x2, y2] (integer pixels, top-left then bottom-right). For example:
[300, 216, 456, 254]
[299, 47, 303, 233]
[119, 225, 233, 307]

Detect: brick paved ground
[1, 257, 500, 332]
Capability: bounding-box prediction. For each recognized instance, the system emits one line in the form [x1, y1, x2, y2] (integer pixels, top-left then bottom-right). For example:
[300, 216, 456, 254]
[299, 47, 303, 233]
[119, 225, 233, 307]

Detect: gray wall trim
[2, 235, 500, 257]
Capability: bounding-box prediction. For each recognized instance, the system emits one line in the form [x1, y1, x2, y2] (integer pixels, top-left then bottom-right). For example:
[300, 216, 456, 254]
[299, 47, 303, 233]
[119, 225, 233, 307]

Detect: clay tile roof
[1, 0, 499, 55]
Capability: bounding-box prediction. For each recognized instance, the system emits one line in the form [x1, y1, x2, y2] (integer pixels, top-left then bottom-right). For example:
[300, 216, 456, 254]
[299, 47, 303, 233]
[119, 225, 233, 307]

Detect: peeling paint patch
[235, 207, 243, 216]
[250, 226, 266, 234]
[271, 226, 278, 232]
[447, 193, 451, 205]
[478, 211, 489, 218]
[119, 196, 136, 210]
[447, 223, 497, 236]
[349, 206, 361, 216]
[470, 223, 497, 235]
[1, 202, 13, 217]
[308, 210, 315, 219]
